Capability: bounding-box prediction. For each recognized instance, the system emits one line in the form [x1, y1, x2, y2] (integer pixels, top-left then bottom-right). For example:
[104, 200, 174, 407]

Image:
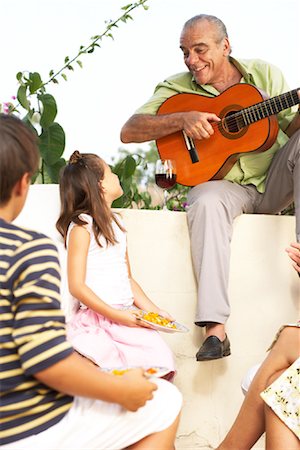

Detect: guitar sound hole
[223, 110, 244, 133]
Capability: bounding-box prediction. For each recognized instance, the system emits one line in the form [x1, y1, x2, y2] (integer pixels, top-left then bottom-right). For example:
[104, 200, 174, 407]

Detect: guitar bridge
[182, 131, 199, 163]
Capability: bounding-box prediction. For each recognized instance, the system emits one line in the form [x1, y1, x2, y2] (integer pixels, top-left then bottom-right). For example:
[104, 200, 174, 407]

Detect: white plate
[101, 366, 171, 378]
[138, 317, 189, 333]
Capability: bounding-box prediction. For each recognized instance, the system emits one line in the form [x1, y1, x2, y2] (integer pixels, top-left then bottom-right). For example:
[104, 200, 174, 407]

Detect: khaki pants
[187, 130, 300, 325]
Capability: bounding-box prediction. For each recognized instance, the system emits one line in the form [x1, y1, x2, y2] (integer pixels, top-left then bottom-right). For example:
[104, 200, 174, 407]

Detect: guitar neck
[238, 88, 299, 126]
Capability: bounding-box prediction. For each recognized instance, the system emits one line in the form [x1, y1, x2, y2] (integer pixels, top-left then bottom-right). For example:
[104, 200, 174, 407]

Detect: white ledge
[15, 184, 299, 450]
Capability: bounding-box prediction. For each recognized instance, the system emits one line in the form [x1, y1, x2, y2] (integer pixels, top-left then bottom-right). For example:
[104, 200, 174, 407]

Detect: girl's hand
[157, 309, 175, 322]
[285, 242, 300, 274]
[114, 309, 144, 327]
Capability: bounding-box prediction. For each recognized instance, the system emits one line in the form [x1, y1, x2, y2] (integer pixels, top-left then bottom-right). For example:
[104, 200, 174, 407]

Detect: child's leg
[264, 371, 299, 450]
[126, 413, 180, 450]
[2, 379, 182, 450]
[216, 326, 299, 450]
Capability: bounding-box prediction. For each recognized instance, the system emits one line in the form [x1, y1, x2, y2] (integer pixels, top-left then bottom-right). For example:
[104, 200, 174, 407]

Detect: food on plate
[111, 367, 160, 376]
[142, 312, 177, 329]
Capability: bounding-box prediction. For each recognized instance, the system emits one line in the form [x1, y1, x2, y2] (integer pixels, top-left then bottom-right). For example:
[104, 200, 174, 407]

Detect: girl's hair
[56, 150, 124, 247]
[0, 114, 39, 206]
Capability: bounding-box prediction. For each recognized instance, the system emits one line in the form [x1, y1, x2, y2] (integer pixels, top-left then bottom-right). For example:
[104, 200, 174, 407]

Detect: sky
[1, 0, 299, 163]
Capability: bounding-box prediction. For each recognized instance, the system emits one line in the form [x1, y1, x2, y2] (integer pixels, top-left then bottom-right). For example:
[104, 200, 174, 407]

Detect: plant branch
[43, 1, 149, 88]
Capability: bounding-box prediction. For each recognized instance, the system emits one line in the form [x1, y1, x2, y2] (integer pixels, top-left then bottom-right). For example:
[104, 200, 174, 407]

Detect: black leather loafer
[196, 335, 231, 361]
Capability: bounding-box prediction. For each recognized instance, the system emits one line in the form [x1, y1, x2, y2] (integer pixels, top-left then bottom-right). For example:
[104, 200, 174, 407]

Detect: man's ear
[14, 173, 31, 197]
[223, 37, 231, 56]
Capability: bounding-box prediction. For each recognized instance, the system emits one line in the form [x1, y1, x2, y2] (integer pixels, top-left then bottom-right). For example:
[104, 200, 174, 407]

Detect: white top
[67, 213, 134, 307]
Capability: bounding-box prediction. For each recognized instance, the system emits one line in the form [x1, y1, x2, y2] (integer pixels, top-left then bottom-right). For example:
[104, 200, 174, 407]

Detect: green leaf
[22, 114, 38, 136]
[44, 158, 66, 183]
[112, 193, 128, 208]
[16, 72, 23, 81]
[52, 79, 59, 84]
[17, 85, 30, 110]
[120, 177, 132, 194]
[121, 4, 133, 11]
[29, 72, 43, 94]
[38, 93, 57, 128]
[49, 69, 54, 77]
[61, 73, 68, 81]
[76, 60, 83, 68]
[30, 169, 40, 184]
[64, 56, 69, 63]
[123, 155, 136, 178]
[67, 65, 74, 71]
[39, 122, 65, 165]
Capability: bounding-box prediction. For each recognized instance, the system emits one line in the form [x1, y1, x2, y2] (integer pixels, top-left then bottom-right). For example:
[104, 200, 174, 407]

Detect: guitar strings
[207, 90, 299, 133]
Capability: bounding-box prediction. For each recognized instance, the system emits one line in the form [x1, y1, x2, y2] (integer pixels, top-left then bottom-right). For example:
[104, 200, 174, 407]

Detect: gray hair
[182, 14, 229, 43]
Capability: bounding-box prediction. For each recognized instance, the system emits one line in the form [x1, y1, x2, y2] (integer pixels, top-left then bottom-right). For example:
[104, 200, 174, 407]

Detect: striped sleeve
[8, 232, 73, 375]
[0, 222, 74, 445]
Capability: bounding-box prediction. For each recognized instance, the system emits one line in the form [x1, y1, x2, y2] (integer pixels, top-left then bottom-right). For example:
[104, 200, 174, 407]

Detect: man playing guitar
[121, 14, 300, 362]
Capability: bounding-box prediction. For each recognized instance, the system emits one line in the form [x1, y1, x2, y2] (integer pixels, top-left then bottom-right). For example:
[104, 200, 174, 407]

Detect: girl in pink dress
[56, 151, 175, 379]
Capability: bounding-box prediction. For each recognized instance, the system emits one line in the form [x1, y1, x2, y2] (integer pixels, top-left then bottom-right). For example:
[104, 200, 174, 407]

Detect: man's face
[180, 21, 230, 87]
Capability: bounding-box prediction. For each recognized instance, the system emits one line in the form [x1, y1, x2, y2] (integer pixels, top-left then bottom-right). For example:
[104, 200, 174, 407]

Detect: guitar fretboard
[229, 89, 299, 127]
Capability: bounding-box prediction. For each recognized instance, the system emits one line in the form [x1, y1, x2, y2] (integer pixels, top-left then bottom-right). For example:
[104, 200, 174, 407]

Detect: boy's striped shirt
[0, 219, 73, 445]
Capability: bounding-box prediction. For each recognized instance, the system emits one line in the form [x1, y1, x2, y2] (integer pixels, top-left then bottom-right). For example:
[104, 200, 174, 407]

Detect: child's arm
[126, 250, 175, 320]
[35, 351, 157, 412]
[68, 225, 145, 327]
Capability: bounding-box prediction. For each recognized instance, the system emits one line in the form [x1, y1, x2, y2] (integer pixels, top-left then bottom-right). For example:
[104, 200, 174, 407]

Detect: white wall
[15, 184, 299, 449]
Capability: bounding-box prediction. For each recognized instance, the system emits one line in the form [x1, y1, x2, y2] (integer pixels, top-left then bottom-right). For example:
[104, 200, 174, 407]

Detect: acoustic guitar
[156, 83, 299, 186]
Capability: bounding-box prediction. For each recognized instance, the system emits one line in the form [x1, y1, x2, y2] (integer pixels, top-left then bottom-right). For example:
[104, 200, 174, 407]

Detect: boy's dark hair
[0, 114, 39, 205]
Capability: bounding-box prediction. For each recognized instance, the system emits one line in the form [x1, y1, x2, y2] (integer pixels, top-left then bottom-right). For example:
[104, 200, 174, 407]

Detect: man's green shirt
[136, 58, 297, 192]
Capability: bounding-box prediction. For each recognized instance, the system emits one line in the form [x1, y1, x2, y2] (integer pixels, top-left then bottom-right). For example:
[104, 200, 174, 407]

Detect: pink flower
[3, 102, 9, 114]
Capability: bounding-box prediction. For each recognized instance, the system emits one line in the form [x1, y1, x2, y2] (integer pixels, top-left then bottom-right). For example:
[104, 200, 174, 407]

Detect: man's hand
[182, 111, 221, 140]
[118, 369, 158, 411]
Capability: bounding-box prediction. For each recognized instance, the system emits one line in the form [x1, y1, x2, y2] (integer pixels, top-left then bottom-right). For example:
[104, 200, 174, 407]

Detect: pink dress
[66, 214, 175, 376]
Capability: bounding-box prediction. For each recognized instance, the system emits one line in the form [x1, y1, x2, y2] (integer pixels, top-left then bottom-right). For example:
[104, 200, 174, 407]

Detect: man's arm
[285, 91, 300, 138]
[285, 109, 300, 138]
[120, 111, 220, 143]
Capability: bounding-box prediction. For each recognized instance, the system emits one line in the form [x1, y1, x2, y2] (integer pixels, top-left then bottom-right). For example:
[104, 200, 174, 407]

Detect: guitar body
[156, 83, 279, 186]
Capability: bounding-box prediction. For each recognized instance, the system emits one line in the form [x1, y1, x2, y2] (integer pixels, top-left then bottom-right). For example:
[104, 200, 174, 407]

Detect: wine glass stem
[163, 189, 168, 211]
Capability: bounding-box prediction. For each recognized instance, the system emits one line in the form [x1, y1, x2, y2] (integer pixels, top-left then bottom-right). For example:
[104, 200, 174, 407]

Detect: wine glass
[155, 159, 177, 210]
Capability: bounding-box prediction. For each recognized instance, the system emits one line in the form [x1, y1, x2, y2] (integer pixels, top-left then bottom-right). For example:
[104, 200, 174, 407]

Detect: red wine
[155, 173, 177, 189]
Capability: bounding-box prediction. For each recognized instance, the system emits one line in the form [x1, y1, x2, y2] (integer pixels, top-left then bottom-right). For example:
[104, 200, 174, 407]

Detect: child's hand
[118, 368, 158, 411]
[285, 242, 300, 273]
[157, 309, 175, 322]
[114, 309, 144, 327]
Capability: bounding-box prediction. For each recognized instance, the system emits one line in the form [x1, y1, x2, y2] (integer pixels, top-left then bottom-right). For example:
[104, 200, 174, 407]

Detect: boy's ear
[14, 173, 31, 197]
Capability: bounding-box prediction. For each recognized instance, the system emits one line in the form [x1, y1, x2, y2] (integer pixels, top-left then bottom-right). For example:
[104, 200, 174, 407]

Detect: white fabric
[2, 378, 182, 450]
[240, 363, 262, 395]
[67, 214, 133, 308]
